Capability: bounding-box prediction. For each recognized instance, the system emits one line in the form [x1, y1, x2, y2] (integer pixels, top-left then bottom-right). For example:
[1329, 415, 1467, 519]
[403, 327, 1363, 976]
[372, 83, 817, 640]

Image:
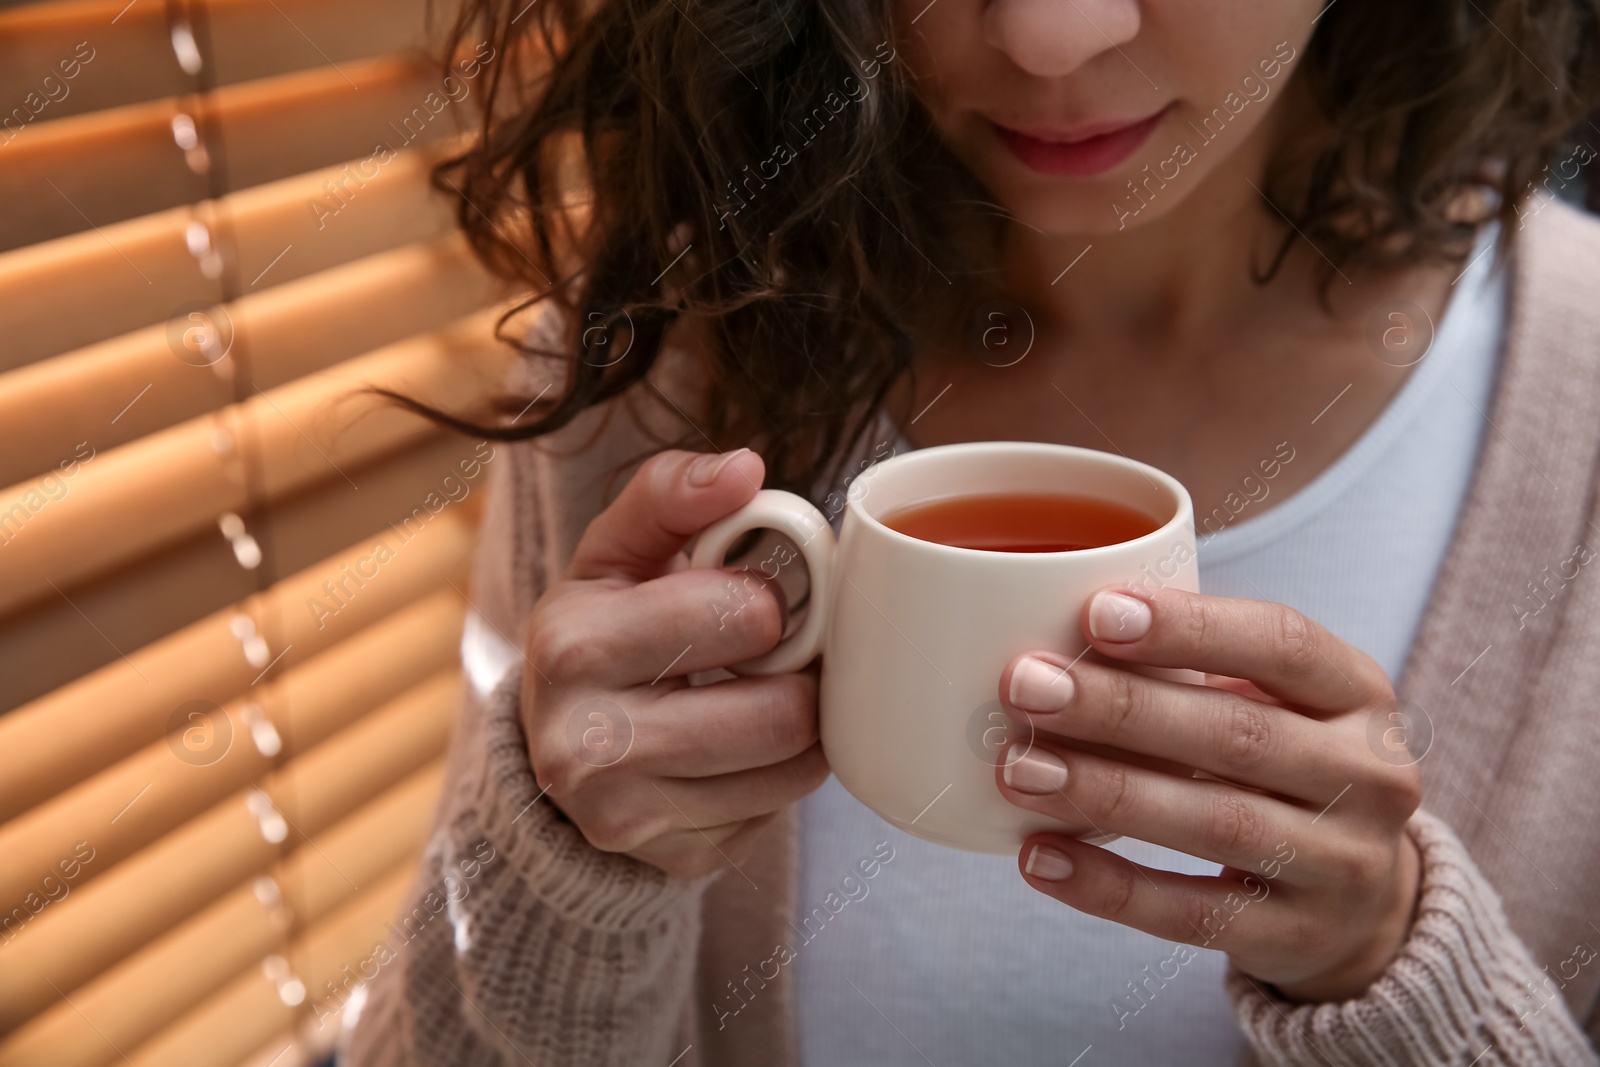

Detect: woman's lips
[993, 107, 1170, 177]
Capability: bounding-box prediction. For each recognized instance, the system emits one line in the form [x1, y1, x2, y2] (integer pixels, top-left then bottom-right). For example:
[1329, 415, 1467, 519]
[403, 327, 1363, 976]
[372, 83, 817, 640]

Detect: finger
[998, 740, 1319, 876]
[1017, 832, 1281, 956]
[629, 812, 780, 880]
[1203, 674, 1283, 706]
[1080, 586, 1390, 713]
[560, 745, 826, 856]
[531, 566, 786, 685]
[567, 448, 766, 583]
[626, 672, 819, 777]
[1002, 653, 1357, 799]
[654, 742, 829, 828]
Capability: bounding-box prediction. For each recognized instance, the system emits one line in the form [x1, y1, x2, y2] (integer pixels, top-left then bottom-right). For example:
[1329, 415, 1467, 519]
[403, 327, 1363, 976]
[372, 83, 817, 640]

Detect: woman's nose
[982, 0, 1142, 79]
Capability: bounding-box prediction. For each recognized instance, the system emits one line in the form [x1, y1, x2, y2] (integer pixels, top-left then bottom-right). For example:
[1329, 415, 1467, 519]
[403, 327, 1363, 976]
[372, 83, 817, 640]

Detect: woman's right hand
[520, 448, 829, 878]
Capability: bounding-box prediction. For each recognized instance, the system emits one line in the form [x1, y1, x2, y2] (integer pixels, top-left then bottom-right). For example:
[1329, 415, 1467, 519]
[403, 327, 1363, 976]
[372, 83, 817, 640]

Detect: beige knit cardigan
[347, 199, 1600, 1066]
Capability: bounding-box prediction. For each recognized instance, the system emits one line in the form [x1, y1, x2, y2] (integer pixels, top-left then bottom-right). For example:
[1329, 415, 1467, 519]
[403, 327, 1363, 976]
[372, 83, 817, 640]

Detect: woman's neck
[894, 104, 1461, 527]
[999, 106, 1284, 354]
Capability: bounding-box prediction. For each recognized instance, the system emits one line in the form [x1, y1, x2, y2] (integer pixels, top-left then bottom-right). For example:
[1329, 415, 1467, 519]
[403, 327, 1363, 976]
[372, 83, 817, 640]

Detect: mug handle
[688, 489, 836, 676]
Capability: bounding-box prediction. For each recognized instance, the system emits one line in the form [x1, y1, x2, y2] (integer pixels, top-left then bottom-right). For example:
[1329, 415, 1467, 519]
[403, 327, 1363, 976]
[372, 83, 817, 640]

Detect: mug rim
[844, 440, 1194, 560]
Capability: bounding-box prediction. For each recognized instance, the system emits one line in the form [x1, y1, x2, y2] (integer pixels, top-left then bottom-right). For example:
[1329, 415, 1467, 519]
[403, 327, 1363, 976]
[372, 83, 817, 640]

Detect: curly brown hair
[402, 0, 1600, 497]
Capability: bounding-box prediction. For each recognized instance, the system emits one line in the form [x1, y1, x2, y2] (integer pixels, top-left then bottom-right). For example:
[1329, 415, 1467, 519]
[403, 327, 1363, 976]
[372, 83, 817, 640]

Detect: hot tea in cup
[689, 441, 1197, 854]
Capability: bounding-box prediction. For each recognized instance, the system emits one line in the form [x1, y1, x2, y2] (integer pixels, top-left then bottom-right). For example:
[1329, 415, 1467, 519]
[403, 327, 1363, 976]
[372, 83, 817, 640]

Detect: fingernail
[1009, 655, 1074, 713]
[688, 448, 748, 487]
[1024, 844, 1074, 881]
[1003, 748, 1069, 794]
[1089, 591, 1152, 642]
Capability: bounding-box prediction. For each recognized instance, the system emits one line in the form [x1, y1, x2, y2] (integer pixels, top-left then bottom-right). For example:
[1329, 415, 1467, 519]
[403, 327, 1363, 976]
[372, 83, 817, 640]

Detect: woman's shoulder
[505, 296, 713, 462]
[474, 298, 713, 609]
[1512, 195, 1600, 343]
[1499, 196, 1600, 450]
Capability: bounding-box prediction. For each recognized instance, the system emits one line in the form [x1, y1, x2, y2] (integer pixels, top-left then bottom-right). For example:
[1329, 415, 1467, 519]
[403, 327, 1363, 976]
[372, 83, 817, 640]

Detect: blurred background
[2, 1, 1598, 1065]
[0, 0, 524, 1063]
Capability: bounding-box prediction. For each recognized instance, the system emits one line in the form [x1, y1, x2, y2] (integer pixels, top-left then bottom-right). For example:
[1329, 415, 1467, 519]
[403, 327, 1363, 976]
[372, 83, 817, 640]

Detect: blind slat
[0, 305, 508, 618]
[0, 765, 441, 1067]
[0, 507, 472, 824]
[0, 55, 462, 250]
[128, 864, 417, 1067]
[240, 1030, 322, 1067]
[0, 0, 429, 123]
[0, 432, 492, 711]
[0, 587, 462, 909]
[0, 233, 502, 486]
[0, 146, 457, 374]
[0, 670, 457, 1032]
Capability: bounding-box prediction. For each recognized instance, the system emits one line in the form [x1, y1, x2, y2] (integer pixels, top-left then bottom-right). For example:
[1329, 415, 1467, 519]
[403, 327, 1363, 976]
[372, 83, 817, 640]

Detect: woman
[347, 0, 1600, 1063]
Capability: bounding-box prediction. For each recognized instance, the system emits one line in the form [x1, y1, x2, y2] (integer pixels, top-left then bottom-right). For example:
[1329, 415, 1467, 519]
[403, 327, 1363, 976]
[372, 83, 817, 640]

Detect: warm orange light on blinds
[0, 0, 522, 1058]
[0, 765, 442, 1067]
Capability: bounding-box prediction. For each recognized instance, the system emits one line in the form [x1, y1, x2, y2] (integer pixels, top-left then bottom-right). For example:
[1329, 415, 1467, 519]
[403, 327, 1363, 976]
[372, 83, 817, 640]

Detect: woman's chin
[984, 183, 1183, 238]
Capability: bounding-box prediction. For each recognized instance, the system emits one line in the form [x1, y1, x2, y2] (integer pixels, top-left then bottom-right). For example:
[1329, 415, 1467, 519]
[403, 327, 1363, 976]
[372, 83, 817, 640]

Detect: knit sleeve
[342, 667, 715, 1066]
[1226, 809, 1598, 1066]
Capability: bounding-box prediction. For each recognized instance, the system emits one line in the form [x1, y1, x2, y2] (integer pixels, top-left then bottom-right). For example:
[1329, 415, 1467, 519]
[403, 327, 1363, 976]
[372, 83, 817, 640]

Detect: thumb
[566, 448, 765, 582]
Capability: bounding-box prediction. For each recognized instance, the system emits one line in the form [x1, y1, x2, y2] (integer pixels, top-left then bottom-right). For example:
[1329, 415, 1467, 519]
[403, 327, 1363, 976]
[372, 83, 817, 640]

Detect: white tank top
[794, 235, 1507, 1066]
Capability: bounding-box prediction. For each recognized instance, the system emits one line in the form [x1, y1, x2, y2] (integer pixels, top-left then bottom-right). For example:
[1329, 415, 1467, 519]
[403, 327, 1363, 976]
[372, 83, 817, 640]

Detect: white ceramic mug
[688, 441, 1198, 855]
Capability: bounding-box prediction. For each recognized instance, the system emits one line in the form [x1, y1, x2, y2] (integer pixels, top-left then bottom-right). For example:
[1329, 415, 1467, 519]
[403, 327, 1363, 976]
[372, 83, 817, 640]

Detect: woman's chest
[792, 776, 1247, 1067]
[891, 330, 1417, 533]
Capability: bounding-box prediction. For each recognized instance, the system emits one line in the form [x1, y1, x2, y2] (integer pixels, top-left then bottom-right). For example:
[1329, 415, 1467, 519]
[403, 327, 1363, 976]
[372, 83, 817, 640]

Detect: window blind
[0, 0, 520, 1063]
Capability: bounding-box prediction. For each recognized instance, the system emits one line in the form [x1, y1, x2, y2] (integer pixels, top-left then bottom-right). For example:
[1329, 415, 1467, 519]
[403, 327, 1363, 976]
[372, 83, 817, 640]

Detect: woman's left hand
[995, 585, 1424, 1002]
